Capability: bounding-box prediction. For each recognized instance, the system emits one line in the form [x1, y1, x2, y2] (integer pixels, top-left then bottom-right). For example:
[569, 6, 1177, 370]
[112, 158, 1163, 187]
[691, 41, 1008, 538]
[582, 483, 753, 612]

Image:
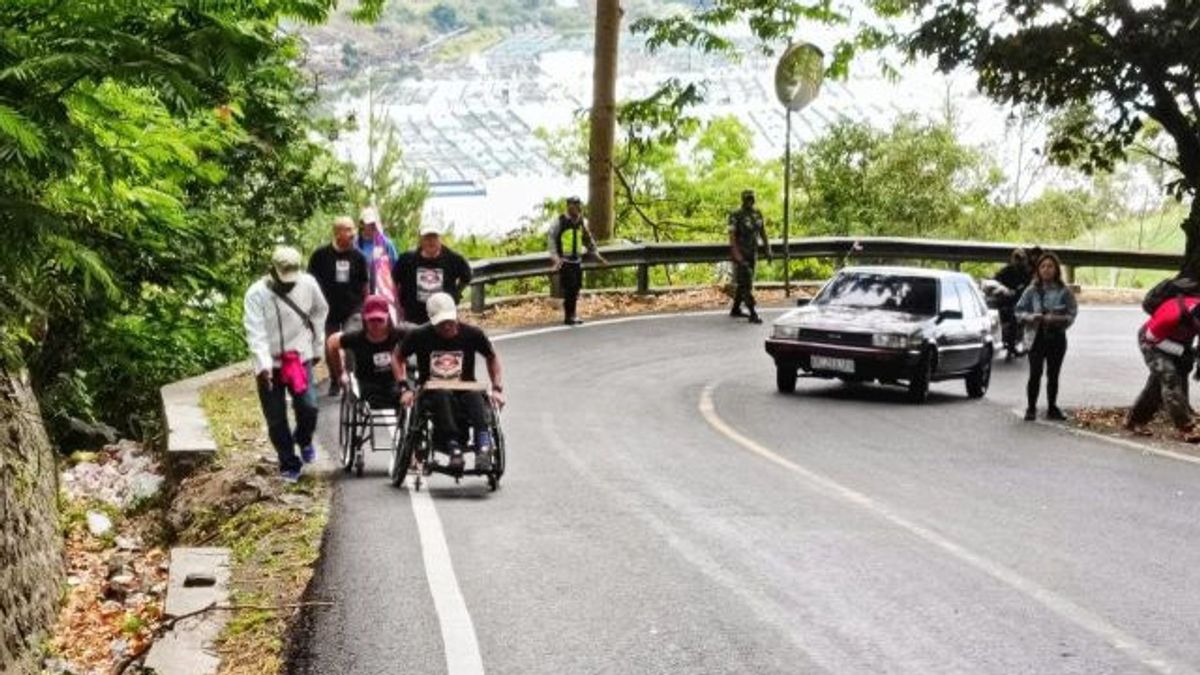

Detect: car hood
[774, 305, 932, 333]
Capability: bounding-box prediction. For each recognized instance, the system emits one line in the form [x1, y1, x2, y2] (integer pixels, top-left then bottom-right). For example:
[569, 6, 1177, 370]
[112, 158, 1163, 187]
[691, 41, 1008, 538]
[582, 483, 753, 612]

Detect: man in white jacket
[244, 246, 329, 481]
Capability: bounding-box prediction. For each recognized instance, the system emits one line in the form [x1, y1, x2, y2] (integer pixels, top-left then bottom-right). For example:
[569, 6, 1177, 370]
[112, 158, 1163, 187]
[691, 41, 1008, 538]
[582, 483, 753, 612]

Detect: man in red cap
[327, 295, 412, 408]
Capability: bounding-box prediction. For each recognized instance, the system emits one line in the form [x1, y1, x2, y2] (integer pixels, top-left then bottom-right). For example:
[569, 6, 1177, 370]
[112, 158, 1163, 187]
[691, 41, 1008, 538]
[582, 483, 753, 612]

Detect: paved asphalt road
[290, 307, 1200, 675]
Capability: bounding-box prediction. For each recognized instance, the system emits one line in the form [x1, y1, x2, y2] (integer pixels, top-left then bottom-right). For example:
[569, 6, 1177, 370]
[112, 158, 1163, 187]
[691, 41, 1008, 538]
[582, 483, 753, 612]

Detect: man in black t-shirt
[326, 295, 411, 408]
[392, 223, 473, 325]
[308, 216, 369, 396]
[398, 292, 504, 472]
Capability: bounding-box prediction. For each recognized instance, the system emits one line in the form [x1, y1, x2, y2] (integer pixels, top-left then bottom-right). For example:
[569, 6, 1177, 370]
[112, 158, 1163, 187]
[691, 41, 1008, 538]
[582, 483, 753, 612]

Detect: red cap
[363, 295, 390, 322]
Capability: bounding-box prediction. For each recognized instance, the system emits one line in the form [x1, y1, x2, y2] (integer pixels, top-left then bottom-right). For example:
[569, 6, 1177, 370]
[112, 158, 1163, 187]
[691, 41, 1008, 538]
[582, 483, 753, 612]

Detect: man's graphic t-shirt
[340, 327, 406, 389]
[400, 323, 494, 384]
[417, 267, 445, 302]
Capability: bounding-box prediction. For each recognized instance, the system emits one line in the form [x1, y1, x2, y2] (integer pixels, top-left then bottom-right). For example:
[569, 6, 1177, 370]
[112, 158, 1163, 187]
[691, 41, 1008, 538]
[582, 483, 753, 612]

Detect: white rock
[86, 511, 113, 537]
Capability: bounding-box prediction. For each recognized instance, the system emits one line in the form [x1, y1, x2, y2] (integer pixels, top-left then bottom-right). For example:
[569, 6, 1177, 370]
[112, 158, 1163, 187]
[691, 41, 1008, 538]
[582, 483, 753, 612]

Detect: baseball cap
[419, 222, 443, 237]
[359, 206, 380, 225]
[362, 295, 390, 322]
[741, 189, 756, 199]
[271, 245, 302, 283]
[426, 292, 457, 325]
[566, 195, 582, 205]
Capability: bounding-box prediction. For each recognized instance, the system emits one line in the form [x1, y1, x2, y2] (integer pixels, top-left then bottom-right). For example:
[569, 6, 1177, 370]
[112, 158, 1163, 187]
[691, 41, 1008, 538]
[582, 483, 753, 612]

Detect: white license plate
[811, 355, 855, 373]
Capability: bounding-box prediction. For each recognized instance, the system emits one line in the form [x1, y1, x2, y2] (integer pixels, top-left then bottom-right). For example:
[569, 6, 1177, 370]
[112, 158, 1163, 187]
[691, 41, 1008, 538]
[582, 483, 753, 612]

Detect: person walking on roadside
[308, 216, 369, 397]
[357, 206, 400, 314]
[728, 189, 773, 324]
[244, 246, 329, 482]
[1016, 252, 1077, 421]
[1126, 291, 1200, 442]
[548, 196, 607, 326]
[393, 223, 472, 325]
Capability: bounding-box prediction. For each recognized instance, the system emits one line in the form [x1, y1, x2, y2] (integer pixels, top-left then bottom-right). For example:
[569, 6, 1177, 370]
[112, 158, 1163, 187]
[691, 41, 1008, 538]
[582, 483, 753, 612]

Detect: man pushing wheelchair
[397, 292, 505, 475]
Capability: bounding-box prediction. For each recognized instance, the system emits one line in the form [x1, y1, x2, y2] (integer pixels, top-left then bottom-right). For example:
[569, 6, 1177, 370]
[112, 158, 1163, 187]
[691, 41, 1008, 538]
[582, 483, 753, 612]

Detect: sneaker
[300, 445, 316, 464]
[280, 468, 302, 484]
[1023, 408, 1036, 421]
[564, 317, 583, 326]
[748, 314, 763, 324]
[328, 380, 342, 398]
[1046, 407, 1067, 421]
[730, 307, 746, 318]
[475, 449, 492, 473]
[475, 430, 494, 453]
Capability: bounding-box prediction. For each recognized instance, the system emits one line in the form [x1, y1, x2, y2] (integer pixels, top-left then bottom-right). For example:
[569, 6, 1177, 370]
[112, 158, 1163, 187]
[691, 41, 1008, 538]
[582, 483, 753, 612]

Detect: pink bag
[279, 350, 309, 396]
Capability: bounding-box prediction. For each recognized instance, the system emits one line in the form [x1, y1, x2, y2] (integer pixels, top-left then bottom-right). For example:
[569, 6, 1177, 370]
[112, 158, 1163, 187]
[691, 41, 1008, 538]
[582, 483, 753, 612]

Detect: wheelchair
[338, 374, 407, 478]
[390, 380, 506, 492]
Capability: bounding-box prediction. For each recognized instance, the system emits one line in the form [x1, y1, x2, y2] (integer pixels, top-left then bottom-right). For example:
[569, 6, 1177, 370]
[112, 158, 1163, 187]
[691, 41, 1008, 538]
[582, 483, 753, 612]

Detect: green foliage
[795, 116, 1001, 238]
[0, 0, 385, 437]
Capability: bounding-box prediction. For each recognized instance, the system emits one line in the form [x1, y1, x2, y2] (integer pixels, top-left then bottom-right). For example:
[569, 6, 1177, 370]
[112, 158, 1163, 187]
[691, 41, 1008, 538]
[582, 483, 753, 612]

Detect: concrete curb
[143, 547, 232, 675]
[160, 361, 251, 471]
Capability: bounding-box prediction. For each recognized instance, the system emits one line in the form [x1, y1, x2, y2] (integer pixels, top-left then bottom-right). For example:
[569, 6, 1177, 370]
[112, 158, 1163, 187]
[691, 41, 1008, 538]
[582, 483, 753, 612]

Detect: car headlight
[773, 324, 800, 339]
[872, 333, 917, 349]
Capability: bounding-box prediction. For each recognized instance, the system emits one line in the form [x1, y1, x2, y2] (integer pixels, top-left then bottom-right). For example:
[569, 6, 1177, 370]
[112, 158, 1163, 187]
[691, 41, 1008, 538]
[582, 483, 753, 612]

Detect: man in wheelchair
[397, 292, 505, 473]
[326, 295, 411, 408]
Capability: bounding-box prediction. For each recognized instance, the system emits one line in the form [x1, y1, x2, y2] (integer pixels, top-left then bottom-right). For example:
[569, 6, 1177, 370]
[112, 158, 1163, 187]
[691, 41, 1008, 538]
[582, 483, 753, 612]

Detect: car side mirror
[795, 297, 811, 307]
[938, 310, 963, 322]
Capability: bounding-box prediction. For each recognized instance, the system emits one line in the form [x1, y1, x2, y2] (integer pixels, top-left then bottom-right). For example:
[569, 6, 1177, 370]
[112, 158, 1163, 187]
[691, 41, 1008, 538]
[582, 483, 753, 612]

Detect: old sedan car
[765, 266, 998, 402]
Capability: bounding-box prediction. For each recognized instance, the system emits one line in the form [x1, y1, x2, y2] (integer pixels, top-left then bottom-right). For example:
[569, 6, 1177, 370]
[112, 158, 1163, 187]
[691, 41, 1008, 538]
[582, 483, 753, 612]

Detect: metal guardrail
[466, 236, 1184, 311]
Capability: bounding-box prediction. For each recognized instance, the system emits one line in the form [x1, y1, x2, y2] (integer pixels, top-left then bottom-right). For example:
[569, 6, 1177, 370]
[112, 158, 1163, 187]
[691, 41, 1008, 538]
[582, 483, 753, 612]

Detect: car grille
[797, 328, 874, 346]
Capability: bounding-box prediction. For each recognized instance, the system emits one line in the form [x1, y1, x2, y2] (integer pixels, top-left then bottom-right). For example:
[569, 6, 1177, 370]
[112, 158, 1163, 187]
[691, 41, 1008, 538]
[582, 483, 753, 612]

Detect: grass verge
[191, 374, 332, 675]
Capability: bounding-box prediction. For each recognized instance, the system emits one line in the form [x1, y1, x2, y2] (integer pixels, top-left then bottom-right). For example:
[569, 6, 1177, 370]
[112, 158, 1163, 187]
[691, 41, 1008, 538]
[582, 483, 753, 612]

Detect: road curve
[289, 307, 1200, 675]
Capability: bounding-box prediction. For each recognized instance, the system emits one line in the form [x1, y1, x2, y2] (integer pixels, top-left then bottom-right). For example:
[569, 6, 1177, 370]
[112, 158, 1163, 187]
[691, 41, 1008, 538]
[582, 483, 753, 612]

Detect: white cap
[426, 292, 457, 325]
[359, 206, 380, 225]
[271, 245, 302, 283]
[419, 222, 442, 237]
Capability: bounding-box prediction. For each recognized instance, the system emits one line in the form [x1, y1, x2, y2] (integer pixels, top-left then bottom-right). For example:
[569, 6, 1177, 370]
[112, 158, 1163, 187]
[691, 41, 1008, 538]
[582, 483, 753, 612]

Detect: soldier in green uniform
[728, 189, 773, 324]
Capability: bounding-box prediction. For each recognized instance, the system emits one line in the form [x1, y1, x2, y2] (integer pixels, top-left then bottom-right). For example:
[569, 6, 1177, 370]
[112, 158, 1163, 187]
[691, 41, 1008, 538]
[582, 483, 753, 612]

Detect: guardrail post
[471, 282, 485, 313]
[1063, 264, 1075, 285]
[636, 263, 650, 295]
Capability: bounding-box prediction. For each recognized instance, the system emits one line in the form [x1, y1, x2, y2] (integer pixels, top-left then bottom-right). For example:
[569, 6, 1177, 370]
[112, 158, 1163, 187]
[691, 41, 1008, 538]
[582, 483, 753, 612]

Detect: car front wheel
[776, 362, 798, 394]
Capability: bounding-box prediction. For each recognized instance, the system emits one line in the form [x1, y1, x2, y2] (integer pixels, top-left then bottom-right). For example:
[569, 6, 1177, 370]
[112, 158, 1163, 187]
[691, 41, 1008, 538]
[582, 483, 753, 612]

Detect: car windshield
[814, 273, 938, 315]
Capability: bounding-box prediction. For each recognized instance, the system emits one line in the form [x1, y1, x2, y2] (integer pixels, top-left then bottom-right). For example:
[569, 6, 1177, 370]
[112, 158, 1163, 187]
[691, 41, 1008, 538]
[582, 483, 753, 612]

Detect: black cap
[741, 189, 755, 199]
[566, 196, 582, 205]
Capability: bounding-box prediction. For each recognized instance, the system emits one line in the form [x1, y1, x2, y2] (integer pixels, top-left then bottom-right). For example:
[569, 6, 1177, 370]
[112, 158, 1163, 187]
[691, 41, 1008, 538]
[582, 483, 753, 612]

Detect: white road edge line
[699, 382, 1196, 675]
[408, 486, 486, 675]
[1009, 409, 1200, 467]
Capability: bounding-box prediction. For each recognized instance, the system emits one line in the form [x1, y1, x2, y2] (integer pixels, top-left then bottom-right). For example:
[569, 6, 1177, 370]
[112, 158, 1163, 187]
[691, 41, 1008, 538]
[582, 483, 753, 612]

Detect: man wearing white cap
[393, 222, 472, 325]
[243, 246, 329, 482]
[397, 292, 504, 472]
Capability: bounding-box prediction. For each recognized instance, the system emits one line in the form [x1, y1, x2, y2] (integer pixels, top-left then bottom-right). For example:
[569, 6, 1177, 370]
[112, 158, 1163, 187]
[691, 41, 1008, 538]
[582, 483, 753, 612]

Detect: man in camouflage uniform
[728, 189, 773, 324]
[1127, 294, 1200, 442]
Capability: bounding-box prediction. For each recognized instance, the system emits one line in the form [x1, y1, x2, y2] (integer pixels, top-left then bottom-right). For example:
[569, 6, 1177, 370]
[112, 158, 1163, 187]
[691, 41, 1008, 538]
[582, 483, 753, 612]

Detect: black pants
[422, 390, 489, 446]
[1027, 330, 1067, 410]
[256, 365, 319, 472]
[359, 380, 400, 409]
[561, 261, 583, 320]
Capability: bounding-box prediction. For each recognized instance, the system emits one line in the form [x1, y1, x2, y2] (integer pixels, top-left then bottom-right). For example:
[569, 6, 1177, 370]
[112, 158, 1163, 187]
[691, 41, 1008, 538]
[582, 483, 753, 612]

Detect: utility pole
[588, 0, 620, 241]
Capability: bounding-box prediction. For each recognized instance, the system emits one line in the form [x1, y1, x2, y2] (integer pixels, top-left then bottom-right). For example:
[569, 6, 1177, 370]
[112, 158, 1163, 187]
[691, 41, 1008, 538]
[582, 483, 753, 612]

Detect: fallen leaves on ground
[464, 286, 806, 329]
[1073, 406, 1200, 456]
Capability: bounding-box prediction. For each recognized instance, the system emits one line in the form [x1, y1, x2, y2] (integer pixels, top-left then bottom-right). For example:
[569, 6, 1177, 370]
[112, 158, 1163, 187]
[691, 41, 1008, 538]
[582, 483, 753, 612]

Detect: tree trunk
[0, 367, 63, 672]
[588, 0, 621, 242]
[1180, 197, 1200, 278]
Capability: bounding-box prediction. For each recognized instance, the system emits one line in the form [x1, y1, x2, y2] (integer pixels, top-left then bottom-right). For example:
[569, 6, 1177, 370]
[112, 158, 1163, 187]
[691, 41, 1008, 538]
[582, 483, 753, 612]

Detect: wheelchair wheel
[339, 393, 355, 473]
[389, 425, 413, 488]
[488, 407, 506, 491]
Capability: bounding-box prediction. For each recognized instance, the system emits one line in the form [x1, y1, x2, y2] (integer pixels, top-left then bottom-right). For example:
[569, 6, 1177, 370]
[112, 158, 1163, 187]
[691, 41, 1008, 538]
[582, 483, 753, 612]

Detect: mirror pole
[783, 108, 793, 298]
